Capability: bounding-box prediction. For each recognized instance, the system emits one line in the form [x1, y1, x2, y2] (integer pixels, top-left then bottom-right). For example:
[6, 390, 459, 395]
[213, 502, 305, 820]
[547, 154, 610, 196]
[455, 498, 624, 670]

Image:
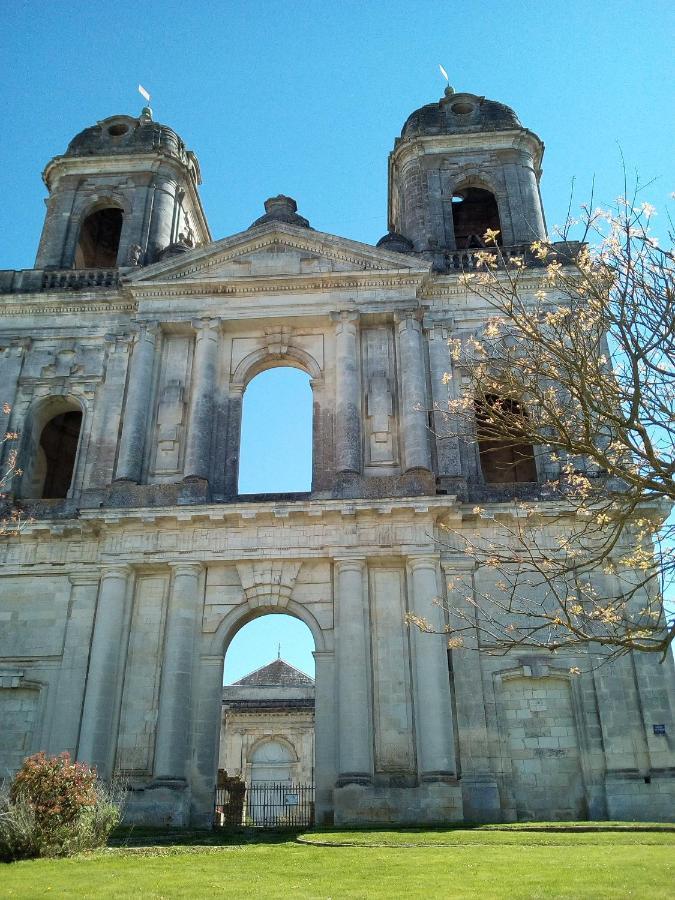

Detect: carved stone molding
[236, 560, 302, 608]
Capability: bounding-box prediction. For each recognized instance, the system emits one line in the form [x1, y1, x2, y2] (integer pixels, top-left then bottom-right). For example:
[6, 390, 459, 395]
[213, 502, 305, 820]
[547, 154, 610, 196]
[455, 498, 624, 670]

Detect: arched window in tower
[74, 207, 123, 268]
[451, 187, 502, 249]
[476, 395, 537, 484]
[238, 367, 313, 495]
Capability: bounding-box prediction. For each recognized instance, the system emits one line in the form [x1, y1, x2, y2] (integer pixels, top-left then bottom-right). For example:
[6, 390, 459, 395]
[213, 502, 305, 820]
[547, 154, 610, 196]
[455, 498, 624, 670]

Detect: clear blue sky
[1, 0, 673, 270]
[1, 1, 672, 675]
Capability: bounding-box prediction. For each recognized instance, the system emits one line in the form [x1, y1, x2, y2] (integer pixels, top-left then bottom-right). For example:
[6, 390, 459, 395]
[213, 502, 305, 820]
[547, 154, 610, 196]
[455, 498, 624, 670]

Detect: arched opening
[38, 410, 83, 498]
[217, 613, 316, 827]
[74, 207, 123, 268]
[451, 187, 502, 249]
[20, 400, 84, 500]
[238, 367, 313, 495]
[476, 394, 537, 483]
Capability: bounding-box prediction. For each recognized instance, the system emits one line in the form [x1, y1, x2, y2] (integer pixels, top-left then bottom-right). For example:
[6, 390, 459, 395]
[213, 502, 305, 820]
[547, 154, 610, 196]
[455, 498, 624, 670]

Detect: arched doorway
[215, 611, 317, 827]
[238, 367, 313, 495]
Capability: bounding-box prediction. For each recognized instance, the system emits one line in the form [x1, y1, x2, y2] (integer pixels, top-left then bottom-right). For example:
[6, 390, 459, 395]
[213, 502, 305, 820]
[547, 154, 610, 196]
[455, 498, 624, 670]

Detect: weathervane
[438, 64, 454, 95]
[138, 84, 153, 118]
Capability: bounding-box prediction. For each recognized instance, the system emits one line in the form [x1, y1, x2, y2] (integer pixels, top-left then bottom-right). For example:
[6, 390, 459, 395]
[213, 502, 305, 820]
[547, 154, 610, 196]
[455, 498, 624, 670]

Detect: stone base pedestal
[460, 775, 502, 823]
[333, 781, 463, 826]
[122, 780, 190, 827]
[605, 771, 675, 822]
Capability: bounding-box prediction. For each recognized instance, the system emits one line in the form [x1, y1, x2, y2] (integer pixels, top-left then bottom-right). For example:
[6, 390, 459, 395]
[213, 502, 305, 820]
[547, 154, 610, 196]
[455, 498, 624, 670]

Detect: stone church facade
[0, 89, 673, 826]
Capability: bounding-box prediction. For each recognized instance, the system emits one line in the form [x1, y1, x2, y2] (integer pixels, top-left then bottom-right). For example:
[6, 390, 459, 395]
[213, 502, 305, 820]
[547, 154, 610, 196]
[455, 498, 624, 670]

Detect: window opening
[476, 395, 537, 483]
[39, 410, 83, 499]
[74, 207, 123, 268]
[238, 367, 312, 495]
[451, 187, 502, 249]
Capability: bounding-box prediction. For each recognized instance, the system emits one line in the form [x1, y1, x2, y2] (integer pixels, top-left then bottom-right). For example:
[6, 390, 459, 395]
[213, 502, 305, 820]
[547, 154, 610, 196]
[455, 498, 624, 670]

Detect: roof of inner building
[231, 658, 314, 687]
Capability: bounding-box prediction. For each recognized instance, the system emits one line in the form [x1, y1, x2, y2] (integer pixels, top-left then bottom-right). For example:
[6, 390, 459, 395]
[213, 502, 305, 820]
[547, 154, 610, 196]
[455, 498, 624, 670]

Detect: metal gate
[214, 781, 314, 828]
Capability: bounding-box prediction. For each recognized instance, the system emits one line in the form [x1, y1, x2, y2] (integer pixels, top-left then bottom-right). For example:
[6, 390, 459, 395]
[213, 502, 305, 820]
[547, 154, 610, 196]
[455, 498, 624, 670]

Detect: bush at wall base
[0, 752, 124, 861]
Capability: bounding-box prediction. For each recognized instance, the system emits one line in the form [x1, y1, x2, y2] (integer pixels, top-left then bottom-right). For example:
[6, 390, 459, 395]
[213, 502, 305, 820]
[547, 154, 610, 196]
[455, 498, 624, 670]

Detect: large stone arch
[191, 592, 332, 827]
[231, 345, 323, 391]
[207, 597, 327, 658]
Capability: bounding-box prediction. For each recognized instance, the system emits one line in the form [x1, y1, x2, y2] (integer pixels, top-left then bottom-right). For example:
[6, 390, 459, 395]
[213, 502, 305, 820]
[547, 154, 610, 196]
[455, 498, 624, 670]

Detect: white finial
[438, 65, 454, 95]
[138, 84, 151, 103]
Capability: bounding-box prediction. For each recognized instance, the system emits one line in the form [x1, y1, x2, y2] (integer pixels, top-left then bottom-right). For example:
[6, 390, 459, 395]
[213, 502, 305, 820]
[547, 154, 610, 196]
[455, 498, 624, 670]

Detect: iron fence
[214, 781, 314, 828]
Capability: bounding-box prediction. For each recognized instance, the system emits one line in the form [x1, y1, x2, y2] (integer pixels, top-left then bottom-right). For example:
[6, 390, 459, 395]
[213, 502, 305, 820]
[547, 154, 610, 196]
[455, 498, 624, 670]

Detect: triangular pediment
[128, 221, 427, 284]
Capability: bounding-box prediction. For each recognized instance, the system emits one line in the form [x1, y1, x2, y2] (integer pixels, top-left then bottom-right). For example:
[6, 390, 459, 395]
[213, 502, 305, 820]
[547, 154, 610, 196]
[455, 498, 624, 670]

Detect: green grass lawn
[2, 826, 674, 899]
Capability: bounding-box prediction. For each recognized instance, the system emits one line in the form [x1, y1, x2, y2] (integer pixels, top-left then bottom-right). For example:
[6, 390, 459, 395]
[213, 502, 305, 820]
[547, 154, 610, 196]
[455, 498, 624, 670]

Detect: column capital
[99, 564, 132, 580]
[133, 320, 161, 341]
[169, 561, 204, 578]
[333, 556, 367, 573]
[394, 309, 423, 330]
[330, 309, 359, 328]
[69, 571, 101, 587]
[191, 317, 221, 336]
[406, 553, 440, 574]
[440, 555, 477, 574]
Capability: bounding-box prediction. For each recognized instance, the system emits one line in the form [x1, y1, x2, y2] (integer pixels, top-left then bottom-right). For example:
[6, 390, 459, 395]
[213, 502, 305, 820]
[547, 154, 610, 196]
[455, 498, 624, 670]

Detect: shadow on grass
[110, 820, 675, 850]
[109, 826, 302, 848]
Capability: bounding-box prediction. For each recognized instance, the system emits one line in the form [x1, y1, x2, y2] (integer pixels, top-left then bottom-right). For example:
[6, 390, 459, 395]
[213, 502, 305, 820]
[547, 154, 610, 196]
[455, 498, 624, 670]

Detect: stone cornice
[128, 269, 427, 301]
[0, 294, 134, 318]
[390, 128, 544, 171]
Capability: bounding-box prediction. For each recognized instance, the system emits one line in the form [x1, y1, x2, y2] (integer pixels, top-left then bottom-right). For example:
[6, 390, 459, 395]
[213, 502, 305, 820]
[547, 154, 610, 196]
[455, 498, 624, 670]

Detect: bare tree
[414, 194, 674, 661]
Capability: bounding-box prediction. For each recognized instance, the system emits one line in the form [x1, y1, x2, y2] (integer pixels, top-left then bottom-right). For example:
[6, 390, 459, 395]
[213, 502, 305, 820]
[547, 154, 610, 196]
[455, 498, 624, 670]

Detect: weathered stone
[0, 91, 673, 828]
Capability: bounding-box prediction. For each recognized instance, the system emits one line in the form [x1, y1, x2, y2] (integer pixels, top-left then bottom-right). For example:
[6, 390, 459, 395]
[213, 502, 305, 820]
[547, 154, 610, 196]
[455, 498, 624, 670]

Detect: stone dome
[399, 89, 522, 142]
[376, 231, 414, 253]
[63, 112, 201, 182]
[249, 195, 311, 229]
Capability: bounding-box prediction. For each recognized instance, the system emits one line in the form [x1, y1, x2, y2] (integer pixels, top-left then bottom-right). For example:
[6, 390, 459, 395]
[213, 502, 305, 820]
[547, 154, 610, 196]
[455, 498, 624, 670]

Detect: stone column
[334, 557, 372, 783]
[183, 319, 220, 481]
[190, 654, 226, 827]
[441, 557, 501, 820]
[49, 572, 100, 757]
[154, 563, 203, 779]
[0, 339, 28, 479]
[114, 322, 159, 483]
[397, 314, 432, 473]
[313, 648, 337, 823]
[78, 565, 131, 777]
[408, 554, 457, 780]
[223, 387, 243, 497]
[148, 176, 176, 261]
[333, 312, 362, 475]
[427, 322, 461, 477]
[85, 336, 132, 488]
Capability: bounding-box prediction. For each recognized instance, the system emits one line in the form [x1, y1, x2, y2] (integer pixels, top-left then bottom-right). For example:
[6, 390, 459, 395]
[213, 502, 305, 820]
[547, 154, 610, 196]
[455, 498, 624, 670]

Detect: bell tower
[35, 107, 210, 269]
[387, 87, 547, 261]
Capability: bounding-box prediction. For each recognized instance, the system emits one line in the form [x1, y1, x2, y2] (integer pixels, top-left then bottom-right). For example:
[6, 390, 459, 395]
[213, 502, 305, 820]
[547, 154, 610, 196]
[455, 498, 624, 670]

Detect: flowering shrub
[0, 752, 123, 861]
[10, 752, 98, 829]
